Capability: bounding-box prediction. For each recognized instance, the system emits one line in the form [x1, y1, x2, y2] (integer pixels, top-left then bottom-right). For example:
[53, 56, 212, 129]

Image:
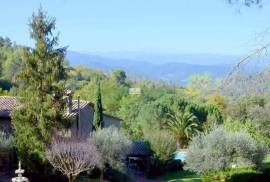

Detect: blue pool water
[174, 151, 187, 161]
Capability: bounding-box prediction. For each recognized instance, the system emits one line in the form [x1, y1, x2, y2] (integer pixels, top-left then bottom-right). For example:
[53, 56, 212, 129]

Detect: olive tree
[46, 138, 101, 182]
[145, 130, 176, 165]
[185, 126, 268, 174]
[89, 127, 132, 180]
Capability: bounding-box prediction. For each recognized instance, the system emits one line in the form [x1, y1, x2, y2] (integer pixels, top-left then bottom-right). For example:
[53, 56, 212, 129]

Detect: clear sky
[0, 0, 270, 55]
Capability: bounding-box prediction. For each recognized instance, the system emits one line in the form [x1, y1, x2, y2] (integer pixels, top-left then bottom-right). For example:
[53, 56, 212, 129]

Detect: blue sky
[0, 0, 270, 55]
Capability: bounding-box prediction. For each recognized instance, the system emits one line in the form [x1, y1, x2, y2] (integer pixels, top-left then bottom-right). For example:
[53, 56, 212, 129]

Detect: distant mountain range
[66, 51, 267, 85]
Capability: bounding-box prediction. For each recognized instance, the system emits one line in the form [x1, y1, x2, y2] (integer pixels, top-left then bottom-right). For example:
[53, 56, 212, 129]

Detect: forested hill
[1, 36, 270, 98]
[67, 51, 236, 85]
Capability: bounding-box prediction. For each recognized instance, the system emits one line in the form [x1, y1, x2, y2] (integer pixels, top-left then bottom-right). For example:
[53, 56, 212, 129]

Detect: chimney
[66, 90, 73, 113]
[77, 96, 81, 137]
[77, 96, 81, 123]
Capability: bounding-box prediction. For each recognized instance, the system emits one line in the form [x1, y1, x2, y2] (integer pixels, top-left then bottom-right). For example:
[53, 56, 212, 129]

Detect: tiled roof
[0, 96, 20, 117]
[128, 141, 151, 156]
[0, 96, 120, 123]
[65, 100, 91, 117]
[0, 96, 91, 119]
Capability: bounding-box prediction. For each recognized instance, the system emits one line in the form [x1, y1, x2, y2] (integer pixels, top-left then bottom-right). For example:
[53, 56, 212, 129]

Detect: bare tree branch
[222, 43, 270, 88]
[46, 138, 101, 182]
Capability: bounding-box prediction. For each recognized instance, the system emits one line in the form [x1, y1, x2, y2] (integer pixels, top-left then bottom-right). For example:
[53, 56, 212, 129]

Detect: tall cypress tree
[11, 8, 67, 171]
[93, 81, 104, 131]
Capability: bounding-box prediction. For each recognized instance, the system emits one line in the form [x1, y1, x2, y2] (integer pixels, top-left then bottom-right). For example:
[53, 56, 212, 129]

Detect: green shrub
[185, 126, 268, 174]
[202, 168, 261, 182]
[145, 130, 176, 165]
[225, 118, 270, 149]
[90, 127, 132, 168]
[144, 130, 177, 177]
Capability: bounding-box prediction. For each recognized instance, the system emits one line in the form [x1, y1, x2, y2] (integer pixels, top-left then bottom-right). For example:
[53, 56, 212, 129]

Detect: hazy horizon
[1, 0, 270, 57]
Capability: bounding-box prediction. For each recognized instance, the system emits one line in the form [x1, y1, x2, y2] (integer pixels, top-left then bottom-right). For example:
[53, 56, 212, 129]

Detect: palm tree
[167, 111, 200, 149]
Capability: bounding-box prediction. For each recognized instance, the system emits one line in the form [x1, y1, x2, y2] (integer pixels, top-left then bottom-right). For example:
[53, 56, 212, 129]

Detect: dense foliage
[185, 126, 268, 174]
[0, 37, 22, 94]
[11, 9, 68, 171]
[225, 95, 270, 148]
[90, 127, 132, 181]
[145, 130, 176, 165]
[92, 82, 104, 130]
[0, 6, 269, 182]
[90, 127, 131, 168]
[166, 109, 200, 148]
[202, 168, 261, 182]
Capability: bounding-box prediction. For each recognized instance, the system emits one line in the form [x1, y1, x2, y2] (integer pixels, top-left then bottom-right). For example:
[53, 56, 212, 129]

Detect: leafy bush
[244, 120, 270, 149]
[144, 130, 176, 177]
[0, 131, 12, 149]
[104, 166, 135, 182]
[90, 127, 132, 181]
[185, 126, 268, 174]
[90, 127, 132, 168]
[202, 168, 262, 182]
[224, 96, 270, 149]
[145, 130, 176, 165]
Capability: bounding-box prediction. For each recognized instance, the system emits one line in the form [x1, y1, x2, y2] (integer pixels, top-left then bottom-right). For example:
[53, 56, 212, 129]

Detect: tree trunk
[176, 138, 183, 149]
[68, 174, 74, 182]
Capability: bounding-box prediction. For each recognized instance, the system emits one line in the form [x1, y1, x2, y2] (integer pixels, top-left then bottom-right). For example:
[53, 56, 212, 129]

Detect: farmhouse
[0, 96, 121, 173]
[0, 96, 121, 138]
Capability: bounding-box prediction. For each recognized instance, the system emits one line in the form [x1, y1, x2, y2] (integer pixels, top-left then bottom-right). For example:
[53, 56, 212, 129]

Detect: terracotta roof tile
[65, 100, 91, 117]
[0, 96, 91, 119]
[0, 96, 20, 117]
[0, 96, 119, 122]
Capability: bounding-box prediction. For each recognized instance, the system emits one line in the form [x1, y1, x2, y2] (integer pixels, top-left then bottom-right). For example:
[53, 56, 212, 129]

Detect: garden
[0, 2, 270, 182]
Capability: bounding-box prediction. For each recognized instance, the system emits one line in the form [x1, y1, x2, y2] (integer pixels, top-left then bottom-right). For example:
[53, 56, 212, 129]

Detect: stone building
[0, 96, 121, 137]
[0, 96, 19, 134]
[0, 96, 121, 173]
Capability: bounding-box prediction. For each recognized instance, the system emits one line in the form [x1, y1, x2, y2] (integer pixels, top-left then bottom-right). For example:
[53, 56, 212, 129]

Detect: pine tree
[11, 8, 68, 171]
[93, 82, 104, 131]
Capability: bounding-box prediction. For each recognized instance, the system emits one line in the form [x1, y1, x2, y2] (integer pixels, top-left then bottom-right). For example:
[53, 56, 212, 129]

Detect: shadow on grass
[262, 155, 270, 170]
[159, 171, 201, 182]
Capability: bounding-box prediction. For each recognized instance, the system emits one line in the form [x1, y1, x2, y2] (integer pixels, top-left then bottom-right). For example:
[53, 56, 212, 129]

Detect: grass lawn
[159, 171, 201, 182]
[75, 155, 270, 182]
[262, 154, 270, 170]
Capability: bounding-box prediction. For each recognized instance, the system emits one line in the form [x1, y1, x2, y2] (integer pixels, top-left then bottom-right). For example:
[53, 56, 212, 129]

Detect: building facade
[0, 96, 121, 173]
[0, 96, 121, 138]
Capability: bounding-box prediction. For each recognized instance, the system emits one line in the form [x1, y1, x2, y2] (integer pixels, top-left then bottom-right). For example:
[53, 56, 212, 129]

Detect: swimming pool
[174, 151, 187, 161]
